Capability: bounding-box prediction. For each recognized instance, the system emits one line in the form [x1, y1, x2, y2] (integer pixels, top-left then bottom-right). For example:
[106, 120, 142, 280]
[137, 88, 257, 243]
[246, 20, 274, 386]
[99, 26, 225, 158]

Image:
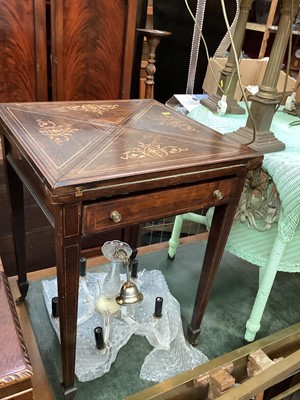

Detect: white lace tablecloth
[188, 104, 300, 243]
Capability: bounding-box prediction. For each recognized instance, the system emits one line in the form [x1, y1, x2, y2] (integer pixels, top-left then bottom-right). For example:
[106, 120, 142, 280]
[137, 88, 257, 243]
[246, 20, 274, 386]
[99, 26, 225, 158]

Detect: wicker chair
[168, 106, 300, 342]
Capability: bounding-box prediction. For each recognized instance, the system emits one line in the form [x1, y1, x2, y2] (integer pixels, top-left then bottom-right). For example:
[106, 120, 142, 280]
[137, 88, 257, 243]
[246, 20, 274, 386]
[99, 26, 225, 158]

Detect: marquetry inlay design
[159, 112, 197, 132]
[121, 141, 189, 160]
[37, 119, 79, 145]
[65, 104, 119, 114]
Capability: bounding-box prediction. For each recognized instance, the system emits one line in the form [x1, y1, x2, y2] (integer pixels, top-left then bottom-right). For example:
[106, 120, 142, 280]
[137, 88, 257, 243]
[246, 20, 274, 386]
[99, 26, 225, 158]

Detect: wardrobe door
[51, 0, 138, 101]
[0, 0, 48, 102]
[0, 0, 50, 277]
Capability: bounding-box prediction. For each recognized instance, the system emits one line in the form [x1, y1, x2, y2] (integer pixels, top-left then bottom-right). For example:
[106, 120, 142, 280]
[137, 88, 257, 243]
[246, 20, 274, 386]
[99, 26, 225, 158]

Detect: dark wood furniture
[0, 269, 33, 400]
[0, 0, 139, 103]
[0, 0, 50, 274]
[50, 0, 137, 101]
[0, 0, 147, 276]
[0, 0, 48, 103]
[0, 99, 262, 399]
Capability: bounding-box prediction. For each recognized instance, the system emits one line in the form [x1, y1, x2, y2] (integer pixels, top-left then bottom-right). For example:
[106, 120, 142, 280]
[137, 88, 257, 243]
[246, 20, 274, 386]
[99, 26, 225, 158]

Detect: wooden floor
[6, 233, 207, 400]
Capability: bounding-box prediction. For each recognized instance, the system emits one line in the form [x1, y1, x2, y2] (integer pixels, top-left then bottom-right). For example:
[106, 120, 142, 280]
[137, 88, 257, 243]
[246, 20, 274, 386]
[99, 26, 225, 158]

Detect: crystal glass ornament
[101, 240, 132, 299]
[95, 240, 133, 315]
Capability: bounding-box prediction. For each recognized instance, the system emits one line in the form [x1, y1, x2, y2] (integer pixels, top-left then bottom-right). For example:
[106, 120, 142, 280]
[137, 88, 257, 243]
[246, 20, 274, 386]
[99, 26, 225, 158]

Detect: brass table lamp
[201, 0, 254, 115]
[230, 0, 299, 153]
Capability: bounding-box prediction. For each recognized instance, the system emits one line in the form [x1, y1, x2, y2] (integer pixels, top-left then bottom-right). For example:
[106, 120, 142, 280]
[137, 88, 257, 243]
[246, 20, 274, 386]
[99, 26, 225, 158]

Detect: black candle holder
[154, 297, 163, 319]
[51, 296, 59, 318]
[94, 326, 105, 350]
[80, 257, 87, 277]
[131, 259, 139, 279]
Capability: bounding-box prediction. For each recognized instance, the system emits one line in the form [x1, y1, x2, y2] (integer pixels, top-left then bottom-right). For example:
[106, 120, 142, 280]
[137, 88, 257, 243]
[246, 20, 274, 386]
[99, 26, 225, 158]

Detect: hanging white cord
[184, 0, 225, 94]
[186, 0, 207, 94]
[219, 0, 257, 144]
[214, 0, 240, 57]
[184, 0, 257, 143]
[184, 0, 240, 95]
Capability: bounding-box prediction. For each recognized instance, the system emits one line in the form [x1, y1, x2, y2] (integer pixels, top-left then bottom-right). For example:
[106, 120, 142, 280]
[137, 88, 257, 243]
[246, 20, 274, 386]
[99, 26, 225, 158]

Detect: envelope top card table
[0, 99, 262, 399]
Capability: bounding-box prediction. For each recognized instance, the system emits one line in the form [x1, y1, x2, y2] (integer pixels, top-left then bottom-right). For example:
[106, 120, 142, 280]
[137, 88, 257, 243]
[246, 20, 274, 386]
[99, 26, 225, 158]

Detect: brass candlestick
[201, 0, 254, 115]
[230, 0, 299, 153]
[137, 29, 172, 99]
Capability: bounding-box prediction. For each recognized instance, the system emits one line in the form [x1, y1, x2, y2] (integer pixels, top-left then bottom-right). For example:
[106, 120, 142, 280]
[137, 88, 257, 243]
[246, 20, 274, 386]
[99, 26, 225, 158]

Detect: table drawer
[82, 177, 238, 235]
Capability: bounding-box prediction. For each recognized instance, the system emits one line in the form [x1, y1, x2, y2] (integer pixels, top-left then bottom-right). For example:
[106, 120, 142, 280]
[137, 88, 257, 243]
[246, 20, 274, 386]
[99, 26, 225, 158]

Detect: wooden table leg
[54, 203, 82, 399]
[122, 225, 141, 259]
[187, 202, 240, 345]
[2, 141, 28, 301]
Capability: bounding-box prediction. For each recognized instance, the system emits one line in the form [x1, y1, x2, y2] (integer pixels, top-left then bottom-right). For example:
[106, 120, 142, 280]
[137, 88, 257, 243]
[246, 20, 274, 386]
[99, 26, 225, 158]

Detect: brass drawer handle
[110, 210, 122, 223]
[213, 190, 224, 200]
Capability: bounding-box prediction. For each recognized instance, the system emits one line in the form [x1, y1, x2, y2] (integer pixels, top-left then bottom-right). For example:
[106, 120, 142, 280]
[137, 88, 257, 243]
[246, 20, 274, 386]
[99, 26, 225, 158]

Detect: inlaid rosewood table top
[0, 99, 263, 399]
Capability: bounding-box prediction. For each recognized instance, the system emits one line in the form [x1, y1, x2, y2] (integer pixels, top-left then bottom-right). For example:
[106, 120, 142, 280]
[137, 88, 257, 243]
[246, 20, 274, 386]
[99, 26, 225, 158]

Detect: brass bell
[116, 281, 143, 305]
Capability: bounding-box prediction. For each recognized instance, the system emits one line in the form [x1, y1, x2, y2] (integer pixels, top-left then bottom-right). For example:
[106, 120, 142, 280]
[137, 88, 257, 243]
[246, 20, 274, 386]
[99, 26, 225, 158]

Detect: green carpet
[25, 242, 300, 399]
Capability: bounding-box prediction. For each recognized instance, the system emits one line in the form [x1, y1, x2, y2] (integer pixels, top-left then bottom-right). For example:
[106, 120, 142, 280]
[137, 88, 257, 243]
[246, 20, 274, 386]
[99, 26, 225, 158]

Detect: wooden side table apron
[0, 99, 262, 399]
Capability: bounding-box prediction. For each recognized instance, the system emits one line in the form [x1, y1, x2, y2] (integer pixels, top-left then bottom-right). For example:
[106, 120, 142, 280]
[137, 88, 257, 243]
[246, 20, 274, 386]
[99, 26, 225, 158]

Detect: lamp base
[283, 101, 300, 118]
[230, 126, 285, 153]
[200, 94, 245, 115]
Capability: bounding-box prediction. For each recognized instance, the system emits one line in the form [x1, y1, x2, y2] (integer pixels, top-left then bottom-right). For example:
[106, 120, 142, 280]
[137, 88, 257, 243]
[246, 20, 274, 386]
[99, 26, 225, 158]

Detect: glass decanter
[95, 240, 132, 315]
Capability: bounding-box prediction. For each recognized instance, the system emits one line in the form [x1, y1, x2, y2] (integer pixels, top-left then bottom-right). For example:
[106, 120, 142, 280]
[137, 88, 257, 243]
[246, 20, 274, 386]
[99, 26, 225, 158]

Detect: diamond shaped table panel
[0, 99, 262, 399]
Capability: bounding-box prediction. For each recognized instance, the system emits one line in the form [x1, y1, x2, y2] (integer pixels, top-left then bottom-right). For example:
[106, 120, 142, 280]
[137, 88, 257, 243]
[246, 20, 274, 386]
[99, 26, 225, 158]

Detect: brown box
[202, 57, 297, 100]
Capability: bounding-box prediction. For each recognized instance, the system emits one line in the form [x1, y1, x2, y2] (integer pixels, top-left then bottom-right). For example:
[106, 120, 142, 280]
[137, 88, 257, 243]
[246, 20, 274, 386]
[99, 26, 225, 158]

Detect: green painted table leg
[168, 215, 184, 259]
[168, 213, 207, 259]
[244, 234, 287, 342]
